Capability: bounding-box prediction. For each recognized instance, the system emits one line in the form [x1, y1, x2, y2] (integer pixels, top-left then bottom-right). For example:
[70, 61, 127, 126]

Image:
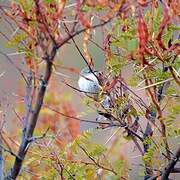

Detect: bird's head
[80, 67, 94, 76]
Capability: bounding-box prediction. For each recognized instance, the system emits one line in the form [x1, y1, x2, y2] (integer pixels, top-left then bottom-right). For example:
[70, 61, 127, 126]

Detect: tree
[0, 0, 179, 179]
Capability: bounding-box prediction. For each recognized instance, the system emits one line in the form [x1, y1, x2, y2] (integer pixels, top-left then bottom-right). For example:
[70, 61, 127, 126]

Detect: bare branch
[161, 146, 180, 180]
[169, 66, 180, 86]
[0, 143, 20, 160]
[78, 144, 118, 176]
[8, 57, 55, 179]
[0, 51, 28, 85]
[57, 18, 113, 48]
[43, 104, 111, 125]
[22, 70, 33, 138]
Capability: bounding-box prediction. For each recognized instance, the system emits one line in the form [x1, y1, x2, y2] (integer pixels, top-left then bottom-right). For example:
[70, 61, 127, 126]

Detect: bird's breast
[78, 73, 100, 93]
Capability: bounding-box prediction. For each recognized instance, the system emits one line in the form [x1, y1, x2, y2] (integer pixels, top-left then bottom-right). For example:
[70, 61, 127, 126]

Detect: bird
[78, 67, 101, 98]
[78, 67, 112, 123]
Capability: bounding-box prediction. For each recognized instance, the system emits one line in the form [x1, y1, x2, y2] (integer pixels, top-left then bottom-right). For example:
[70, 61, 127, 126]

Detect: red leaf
[103, 34, 112, 61]
[62, 103, 80, 139]
[52, 0, 65, 20]
[137, 10, 149, 65]
[76, 0, 91, 28]
[156, 1, 171, 50]
[138, 0, 149, 7]
[168, 43, 180, 55]
[104, 77, 119, 92]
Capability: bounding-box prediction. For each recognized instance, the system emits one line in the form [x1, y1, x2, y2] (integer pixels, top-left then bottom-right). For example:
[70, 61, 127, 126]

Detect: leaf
[143, 144, 156, 164]
[41, 108, 55, 116]
[24, 157, 37, 166]
[137, 12, 149, 55]
[81, 4, 90, 12]
[70, 129, 93, 153]
[168, 104, 180, 115]
[156, 1, 171, 50]
[88, 143, 106, 157]
[166, 86, 176, 96]
[128, 75, 139, 87]
[44, 0, 55, 4]
[174, 128, 180, 137]
[108, 56, 128, 75]
[14, 0, 34, 13]
[127, 38, 138, 52]
[85, 167, 95, 179]
[6, 32, 27, 48]
[169, 25, 180, 31]
[77, 0, 91, 28]
[113, 159, 125, 175]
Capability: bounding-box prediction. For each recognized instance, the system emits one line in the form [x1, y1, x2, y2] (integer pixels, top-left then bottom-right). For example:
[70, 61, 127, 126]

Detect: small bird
[78, 67, 101, 97]
[78, 67, 112, 123]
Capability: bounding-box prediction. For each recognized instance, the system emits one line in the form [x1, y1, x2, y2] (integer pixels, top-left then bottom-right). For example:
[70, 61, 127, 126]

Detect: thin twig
[43, 104, 111, 125]
[8, 52, 56, 179]
[169, 66, 180, 86]
[78, 144, 118, 176]
[0, 51, 28, 85]
[0, 143, 21, 159]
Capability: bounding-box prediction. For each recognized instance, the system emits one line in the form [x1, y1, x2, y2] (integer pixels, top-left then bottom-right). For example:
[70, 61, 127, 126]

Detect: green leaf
[169, 105, 180, 115]
[143, 144, 156, 164]
[13, 0, 34, 13]
[174, 128, 180, 137]
[6, 32, 27, 48]
[44, 0, 55, 3]
[81, 5, 90, 12]
[88, 144, 106, 157]
[108, 56, 128, 75]
[85, 167, 95, 179]
[113, 159, 125, 176]
[70, 130, 93, 153]
[128, 75, 139, 87]
[127, 39, 138, 52]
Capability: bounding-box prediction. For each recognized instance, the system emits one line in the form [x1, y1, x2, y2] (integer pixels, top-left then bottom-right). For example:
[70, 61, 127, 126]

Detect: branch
[43, 104, 111, 125]
[62, 23, 101, 83]
[57, 18, 113, 48]
[0, 143, 20, 159]
[8, 47, 57, 179]
[161, 146, 180, 180]
[34, 0, 57, 45]
[27, 127, 50, 143]
[171, 168, 180, 173]
[0, 51, 28, 84]
[22, 70, 33, 138]
[169, 66, 180, 86]
[143, 73, 171, 160]
[3, 6, 114, 179]
[78, 144, 118, 176]
[0, 7, 36, 41]
[7, 17, 111, 178]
